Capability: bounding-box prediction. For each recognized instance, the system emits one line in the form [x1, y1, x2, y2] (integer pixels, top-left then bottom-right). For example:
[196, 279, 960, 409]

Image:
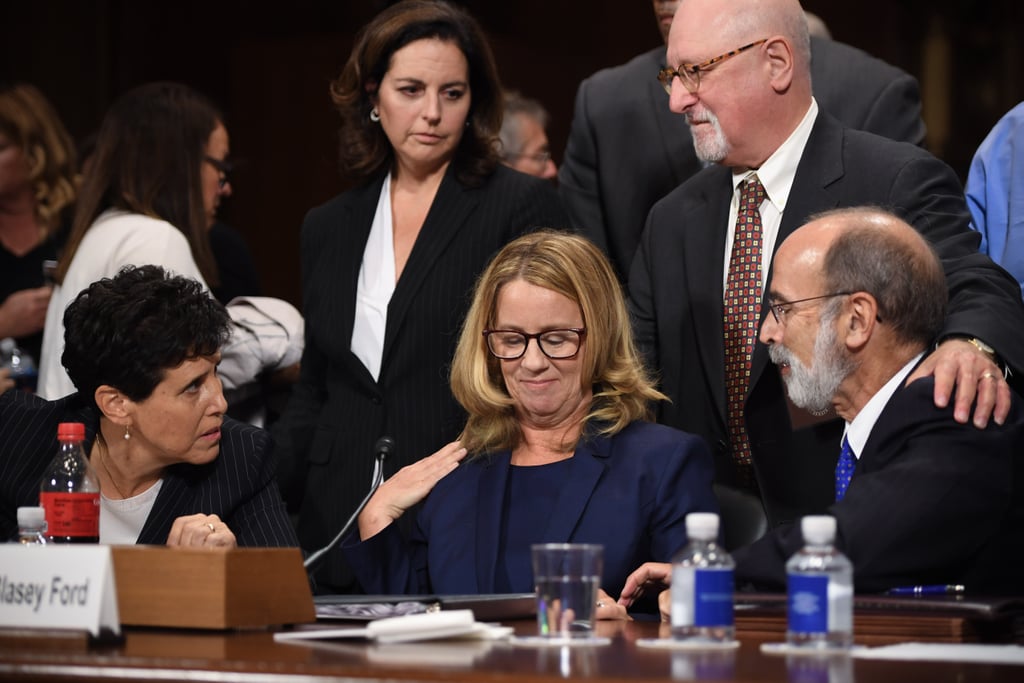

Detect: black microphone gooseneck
[303, 436, 395, 571]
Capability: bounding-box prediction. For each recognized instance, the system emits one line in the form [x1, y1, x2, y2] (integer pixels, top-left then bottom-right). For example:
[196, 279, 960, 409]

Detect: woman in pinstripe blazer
[272, 1, 568, 593]
[0, 265, 297, 548]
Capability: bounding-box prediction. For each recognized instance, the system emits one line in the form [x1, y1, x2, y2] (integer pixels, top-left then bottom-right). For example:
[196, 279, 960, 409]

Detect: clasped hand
[166, 513, 236, 548]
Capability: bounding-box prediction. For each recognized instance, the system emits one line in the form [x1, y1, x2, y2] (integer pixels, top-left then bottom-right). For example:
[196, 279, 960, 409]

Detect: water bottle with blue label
[671, 512, 735, 643]
[786, 515, 853, 649]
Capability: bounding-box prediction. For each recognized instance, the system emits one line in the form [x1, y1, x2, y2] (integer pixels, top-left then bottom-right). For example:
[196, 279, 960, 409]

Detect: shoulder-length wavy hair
[329, 0, 503, 188]
[450, 231, 667, 455]
[0, 83, 78, 239]
[56, 82, 220, 287]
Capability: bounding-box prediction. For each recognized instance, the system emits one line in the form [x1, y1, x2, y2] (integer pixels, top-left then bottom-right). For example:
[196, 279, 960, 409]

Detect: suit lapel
[750, 113, 845, 390]
[136, 468, 194, 544]
[332, 176, 387, 391]
[474, 454, 511, 593]
[382, 167, 477, 367]
[541, 439, 610, 542]
[686, 169, 733, 422]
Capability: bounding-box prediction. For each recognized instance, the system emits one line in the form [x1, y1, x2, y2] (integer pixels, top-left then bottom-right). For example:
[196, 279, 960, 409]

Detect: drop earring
[124, 425, 131, 440]
[370, 108, 380, 122]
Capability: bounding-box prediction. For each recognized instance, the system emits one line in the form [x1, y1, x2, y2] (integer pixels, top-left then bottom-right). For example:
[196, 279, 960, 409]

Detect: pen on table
[885, 584, 965, 596]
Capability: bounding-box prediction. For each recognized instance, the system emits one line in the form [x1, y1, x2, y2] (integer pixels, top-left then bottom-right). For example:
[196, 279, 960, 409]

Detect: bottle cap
[17, 506, 46, 528]
[685, 512, 720, 540]
[801, 515, 837, 545]
[57, 422, 86, 441]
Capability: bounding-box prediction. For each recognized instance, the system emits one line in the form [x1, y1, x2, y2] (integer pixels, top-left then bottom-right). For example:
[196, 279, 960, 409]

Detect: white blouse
[351, 173, 397, 381]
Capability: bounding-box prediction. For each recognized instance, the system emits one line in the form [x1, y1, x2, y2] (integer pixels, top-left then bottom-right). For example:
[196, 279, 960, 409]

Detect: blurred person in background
[0, 83, 78, 376]
[498, 90, 557, 180]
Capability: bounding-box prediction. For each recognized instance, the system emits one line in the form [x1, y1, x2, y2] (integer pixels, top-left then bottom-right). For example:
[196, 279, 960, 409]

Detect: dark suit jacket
[559, 36, 927, 283]
[273, 164, 569, 592]
[0, 390, 298, 546]
[344, 421, 718, 596]
[629, 111, 1024, 526]
[733, 377, 1024, 595]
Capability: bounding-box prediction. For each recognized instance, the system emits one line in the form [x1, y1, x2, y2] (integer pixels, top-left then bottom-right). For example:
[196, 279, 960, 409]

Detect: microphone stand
[303, 437, 393, 571]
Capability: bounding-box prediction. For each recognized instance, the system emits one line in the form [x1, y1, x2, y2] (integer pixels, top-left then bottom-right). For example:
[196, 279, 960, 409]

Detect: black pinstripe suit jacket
[272, 163, 569, 592]
[0, 390, 298, 547]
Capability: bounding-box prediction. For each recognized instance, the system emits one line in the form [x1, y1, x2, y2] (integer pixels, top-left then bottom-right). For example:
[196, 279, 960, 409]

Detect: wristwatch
[964, 337, 998, 363]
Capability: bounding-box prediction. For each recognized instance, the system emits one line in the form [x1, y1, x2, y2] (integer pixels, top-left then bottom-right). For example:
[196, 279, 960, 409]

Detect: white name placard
[0, 545, 120, 636]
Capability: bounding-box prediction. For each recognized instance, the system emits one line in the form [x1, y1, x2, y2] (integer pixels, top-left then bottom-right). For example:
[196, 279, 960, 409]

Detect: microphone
[304, 436, 395, 571]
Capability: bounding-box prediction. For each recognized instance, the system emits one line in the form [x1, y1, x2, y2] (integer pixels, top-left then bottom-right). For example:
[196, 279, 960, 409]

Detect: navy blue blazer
[344, 421, 718, 596]
[0, 390, 298, 547]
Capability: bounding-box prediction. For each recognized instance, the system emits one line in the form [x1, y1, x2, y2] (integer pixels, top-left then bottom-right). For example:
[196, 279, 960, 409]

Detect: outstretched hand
[357, 441, 468, 540]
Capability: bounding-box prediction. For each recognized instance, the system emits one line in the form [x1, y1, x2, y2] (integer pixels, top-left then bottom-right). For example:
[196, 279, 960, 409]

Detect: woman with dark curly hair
[273, 0, 568, 592]
[0, 265, 298, 547]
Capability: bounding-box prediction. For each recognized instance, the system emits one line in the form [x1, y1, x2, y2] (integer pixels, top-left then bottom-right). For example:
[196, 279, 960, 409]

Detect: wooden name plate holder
[111, 546, 315, 629]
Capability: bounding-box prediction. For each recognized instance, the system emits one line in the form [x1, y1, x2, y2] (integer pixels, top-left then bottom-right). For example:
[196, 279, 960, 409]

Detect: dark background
[5, 0, 1023, 306]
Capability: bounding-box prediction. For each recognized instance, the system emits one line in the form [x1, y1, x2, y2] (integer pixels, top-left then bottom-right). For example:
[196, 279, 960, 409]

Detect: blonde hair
[0, 84, 78, 239]
[450, 230, 666, 454]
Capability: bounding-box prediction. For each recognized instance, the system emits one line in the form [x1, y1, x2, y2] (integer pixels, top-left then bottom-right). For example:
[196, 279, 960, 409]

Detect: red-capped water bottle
[39, 422, 100, 543]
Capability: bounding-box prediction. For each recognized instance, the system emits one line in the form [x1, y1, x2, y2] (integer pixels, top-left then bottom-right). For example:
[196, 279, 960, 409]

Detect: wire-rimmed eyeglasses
[204, 155, 233, 189]
[767, 292, 854, 325]
[657, 38, 768, 94]
[482, 328, 586, 360]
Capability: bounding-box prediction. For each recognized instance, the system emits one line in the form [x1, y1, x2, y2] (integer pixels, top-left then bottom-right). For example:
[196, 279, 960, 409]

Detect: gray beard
[769, 321, 856, 414]
[686, 109, 729, 163]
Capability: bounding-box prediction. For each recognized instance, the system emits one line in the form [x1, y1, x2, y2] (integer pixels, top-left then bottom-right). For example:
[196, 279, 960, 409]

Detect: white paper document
[274, 609, 512, 644]
[853, 642, 1024, 665]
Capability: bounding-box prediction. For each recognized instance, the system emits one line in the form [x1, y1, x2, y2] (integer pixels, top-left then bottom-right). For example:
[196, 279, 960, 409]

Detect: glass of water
[531, 543, 603, 639]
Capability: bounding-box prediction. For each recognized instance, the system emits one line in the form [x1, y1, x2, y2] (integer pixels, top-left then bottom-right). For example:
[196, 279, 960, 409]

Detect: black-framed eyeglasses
[657, 38, 768, 94]
[767, 292, 854, 325]
[482, 328, 586, 360]
[204, 155, 233, 189]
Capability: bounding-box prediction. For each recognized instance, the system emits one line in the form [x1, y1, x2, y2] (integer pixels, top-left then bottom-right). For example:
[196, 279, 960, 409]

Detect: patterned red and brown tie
[723, 176, 765, 491]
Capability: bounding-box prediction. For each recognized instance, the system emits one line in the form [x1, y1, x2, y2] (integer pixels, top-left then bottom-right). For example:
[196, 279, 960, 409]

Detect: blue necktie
[835, 436, 855, 501]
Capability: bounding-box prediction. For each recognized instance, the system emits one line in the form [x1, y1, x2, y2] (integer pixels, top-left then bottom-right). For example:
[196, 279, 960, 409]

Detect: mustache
[768, 343, 793, 366]
[685, 108, 717, 125]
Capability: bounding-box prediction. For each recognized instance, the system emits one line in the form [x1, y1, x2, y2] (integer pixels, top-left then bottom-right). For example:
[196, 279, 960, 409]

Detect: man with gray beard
[629, 0, 1023, 529]
[619, 207, 1024, 599]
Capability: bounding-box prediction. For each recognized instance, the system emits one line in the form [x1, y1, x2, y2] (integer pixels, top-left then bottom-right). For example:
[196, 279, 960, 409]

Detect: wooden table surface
[1, 618, 1022, 683]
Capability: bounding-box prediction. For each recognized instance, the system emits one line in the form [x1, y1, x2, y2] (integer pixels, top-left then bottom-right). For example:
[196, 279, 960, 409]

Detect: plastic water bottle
[786, 516, 853, 649]
[17, 506, 48, 544]
[671, 512, 735, 642]
[39, 422, 100, 543]
[0, 337, 38, 393]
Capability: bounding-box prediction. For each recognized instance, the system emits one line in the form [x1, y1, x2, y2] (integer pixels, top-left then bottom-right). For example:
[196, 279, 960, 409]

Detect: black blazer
[559, 36, 927, 283]
[273, 164, 569, 592]
[0, 390, 298, 547]
[629, 112, 1024, 526]
[733, 376, 1024, 595]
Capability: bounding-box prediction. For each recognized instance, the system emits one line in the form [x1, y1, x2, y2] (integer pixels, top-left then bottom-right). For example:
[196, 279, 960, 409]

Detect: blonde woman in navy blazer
[345, 232, 717, 616]
[272, 1, 568, 593]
